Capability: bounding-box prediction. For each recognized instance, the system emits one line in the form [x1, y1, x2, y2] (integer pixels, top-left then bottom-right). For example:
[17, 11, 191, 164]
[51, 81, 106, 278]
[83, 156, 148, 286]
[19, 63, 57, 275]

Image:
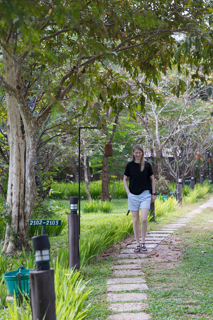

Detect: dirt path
[106, 197, 213, 320]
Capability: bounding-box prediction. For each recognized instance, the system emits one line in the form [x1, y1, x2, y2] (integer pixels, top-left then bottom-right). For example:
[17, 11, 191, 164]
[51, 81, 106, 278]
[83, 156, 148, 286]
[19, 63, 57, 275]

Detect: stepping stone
[160, 228, 177, 231]
[116, 259, 143, 264]
[107, 292, 148, 302]
[107, 278, 146, 284]
[118, 249, 153, 259]
[108, 302, 148, 312]
[164, 224, 185, 226]
[107, 283, 148, 292]
[143, 239, 162, 242]
[148, 230, 174, 234]
[112, 264, 141, 270]
[145, 234, 168, 238]
[108, 312, 151, 319]
[113, 270, 142, 276]
[126, 244, 157, 249]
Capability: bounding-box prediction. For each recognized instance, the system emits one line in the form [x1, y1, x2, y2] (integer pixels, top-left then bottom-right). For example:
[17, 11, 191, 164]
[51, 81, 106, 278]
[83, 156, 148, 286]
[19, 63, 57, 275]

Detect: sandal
[134, 245, 141, 253]
[141, 243, 147, 252]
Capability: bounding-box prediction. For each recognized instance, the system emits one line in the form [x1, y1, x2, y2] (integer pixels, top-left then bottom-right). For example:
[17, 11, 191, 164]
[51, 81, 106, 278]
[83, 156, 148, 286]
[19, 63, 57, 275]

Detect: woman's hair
[131, 144, 145, 171]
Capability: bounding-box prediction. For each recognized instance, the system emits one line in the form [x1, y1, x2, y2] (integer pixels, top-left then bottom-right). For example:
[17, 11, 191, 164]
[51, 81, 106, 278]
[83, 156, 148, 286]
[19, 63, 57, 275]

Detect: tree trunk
[156, 149, 163, 177]
[102, 155, 109, 201]
[101, 110, 120, 201]
[70, 157, 79, 183]
[2, 45, 37, 253]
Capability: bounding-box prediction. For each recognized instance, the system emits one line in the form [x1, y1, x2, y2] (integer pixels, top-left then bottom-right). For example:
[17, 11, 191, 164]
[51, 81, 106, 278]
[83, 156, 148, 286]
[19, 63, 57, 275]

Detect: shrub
[110, 180, 126, 198]
[155, 175, 170, 195]
[4, 259, 91, 320]
[152, 196, 178, 220]
[83, 200, 113, 213]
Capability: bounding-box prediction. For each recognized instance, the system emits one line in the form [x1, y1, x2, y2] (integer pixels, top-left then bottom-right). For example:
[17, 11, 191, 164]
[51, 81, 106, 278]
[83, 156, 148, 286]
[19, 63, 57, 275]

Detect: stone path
[106, 197, 213, 320]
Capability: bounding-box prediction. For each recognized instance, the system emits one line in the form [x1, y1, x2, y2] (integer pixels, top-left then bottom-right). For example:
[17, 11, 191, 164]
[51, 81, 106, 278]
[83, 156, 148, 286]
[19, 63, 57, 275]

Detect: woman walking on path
[123, 144, 155, 253]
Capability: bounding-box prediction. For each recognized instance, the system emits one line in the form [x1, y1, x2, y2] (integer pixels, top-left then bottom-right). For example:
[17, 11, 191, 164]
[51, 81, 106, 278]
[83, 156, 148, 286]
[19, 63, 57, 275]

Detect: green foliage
[80, 218, 133, 266]
[182, 184, 191, 197]
[50, 180, 127, 200]
[155, 175, 170, 195]
[83, 200, 113, 213]
[149, 196, 178, 221]
[3, 260, 91, 320]
[183, 182, 210, 204]
[54, 259, 91, 320]
[110, 180, 126, 199]
[49, 182, 87, 199]
[0, 195, 5, 239]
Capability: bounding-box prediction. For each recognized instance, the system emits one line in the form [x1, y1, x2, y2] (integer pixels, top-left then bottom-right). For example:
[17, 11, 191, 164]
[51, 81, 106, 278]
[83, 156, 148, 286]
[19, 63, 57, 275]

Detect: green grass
[49, 180, 126, 200]
[142, 207, 213, 319]
[1, 184, 213, 319]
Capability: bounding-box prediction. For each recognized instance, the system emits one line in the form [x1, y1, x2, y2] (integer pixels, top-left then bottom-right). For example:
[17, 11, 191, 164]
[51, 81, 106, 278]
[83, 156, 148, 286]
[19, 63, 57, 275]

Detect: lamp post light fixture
[178, 177, 182, 184]
[69, 196, 80, 270]
[32, 234, 50, 271]
[177, 176, 182, 204]
[190, 176, 195, 190]
[30, 234, 56, 320]
[207, 150, 211, 180]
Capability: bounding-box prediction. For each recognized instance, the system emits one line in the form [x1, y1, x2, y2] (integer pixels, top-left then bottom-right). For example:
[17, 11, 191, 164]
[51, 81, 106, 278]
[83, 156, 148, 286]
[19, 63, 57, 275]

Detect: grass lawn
[1, 192, 213, 319]
[142, 206, 213, 319]
[79, 196, 213, 320]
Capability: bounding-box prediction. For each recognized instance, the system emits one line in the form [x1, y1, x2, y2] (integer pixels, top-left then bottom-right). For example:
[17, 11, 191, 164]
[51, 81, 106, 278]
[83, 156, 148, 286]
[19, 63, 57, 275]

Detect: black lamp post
[207, 150, 210, 180]
[30, 234, 56, 320]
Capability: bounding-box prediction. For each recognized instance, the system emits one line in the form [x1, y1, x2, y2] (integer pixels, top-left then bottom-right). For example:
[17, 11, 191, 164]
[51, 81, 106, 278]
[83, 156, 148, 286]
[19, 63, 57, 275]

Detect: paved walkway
[106, 197, 213, 320]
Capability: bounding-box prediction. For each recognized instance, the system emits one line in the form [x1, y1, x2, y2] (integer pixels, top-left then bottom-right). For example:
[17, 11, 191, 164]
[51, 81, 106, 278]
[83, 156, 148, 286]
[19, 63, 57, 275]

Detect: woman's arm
[123, 175, 130, 196]
[150, 174, 155, 203]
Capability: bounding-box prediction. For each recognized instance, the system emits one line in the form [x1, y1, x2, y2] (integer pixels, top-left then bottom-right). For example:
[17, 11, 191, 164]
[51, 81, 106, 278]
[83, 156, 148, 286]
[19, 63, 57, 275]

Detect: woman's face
[133, 149, 143, 161]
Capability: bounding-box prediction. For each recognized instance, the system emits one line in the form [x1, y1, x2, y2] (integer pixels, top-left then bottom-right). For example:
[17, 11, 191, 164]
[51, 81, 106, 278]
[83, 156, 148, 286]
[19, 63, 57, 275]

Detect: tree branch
[40, 28, 69, 41]
[0, 75, 17, 97]
[109, 110, 120, 143]
[0, 145, 9, 164]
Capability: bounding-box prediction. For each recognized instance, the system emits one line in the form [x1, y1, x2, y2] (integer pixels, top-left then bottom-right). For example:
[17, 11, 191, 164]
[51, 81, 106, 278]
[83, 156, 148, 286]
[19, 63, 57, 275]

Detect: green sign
[29, 219, 61, 226]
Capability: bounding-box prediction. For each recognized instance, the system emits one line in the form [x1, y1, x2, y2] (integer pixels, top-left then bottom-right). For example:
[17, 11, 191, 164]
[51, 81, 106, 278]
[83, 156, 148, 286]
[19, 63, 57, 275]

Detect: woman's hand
[151, 194, 155, 203]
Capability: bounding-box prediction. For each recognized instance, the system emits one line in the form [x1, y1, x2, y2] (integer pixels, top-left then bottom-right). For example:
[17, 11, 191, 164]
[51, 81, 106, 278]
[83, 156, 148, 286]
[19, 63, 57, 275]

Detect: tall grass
[110, 180, 126, 198]
[4, 259, 91, 320]
[183, 182, 210, 204]
[83, 200, 113, 213]
[79, 218, 133, 266]
[151, 196, 178, 221]
[49, 180, 126, 200]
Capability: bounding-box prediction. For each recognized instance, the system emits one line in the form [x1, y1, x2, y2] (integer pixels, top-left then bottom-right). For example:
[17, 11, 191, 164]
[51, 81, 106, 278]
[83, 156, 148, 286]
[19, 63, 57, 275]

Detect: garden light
[32, 234, 50, 271]
[69, 196, 80, 270]
[70, 196, 78, 214]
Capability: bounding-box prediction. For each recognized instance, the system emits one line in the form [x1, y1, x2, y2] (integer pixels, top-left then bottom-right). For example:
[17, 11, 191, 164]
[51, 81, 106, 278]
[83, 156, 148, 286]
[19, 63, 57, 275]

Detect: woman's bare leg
[141, 208, 149, 243]
[131, 211, 140, 246]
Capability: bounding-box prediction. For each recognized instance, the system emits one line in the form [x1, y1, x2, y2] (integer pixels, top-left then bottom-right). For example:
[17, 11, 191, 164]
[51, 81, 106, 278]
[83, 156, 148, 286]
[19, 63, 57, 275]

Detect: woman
[123, 144, 155, 253]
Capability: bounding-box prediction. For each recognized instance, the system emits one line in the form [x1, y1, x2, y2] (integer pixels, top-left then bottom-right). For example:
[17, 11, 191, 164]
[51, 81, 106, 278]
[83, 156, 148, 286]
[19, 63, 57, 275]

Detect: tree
[0, 0, 212, 252]
[137, 72, 213, 180]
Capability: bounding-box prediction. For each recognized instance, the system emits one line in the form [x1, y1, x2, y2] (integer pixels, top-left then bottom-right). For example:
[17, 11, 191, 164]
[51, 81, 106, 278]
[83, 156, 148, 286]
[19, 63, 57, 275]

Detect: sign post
[28, 220, 61, 235]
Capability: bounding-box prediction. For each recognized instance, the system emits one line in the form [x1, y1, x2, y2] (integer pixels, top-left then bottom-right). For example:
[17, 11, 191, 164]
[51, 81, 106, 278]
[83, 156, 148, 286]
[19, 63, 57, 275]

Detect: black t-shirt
[124, 161, 153, 195]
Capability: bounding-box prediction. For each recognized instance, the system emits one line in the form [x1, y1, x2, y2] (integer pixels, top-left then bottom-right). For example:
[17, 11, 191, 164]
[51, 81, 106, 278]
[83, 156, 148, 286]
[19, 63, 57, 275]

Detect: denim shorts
[128, 190, 151, 211]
